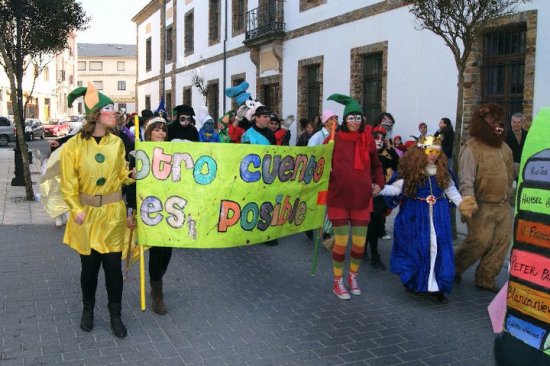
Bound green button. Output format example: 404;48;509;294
96;177;106;186
95;153;105;163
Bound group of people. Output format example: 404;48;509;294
52;78;521;340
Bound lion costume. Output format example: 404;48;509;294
454;104;514;291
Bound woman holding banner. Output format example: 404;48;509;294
126;117;173;315
326;94;385;300
61;83;136;338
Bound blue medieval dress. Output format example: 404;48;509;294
380;168;462;294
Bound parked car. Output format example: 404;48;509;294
66;115;85;134
0;116;16;147
44;119;70;137
24;118;45;141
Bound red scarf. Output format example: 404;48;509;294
337;127;372;170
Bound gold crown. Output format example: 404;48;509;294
417;135;442;149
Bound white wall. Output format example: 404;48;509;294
137;0;550;138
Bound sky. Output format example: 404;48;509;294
77;0;151;44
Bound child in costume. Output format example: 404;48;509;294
326;94;385;300
217;111;233;143
377;136;462;303
364;126;399;271
61;83;136;337
126;117;173;315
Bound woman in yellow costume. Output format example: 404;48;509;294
61;83;135;338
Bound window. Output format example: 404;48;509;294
481;25;526;123
77;81;83;87
145;95;151;110
61;70;66;81
184;11;194;55
69;75;73;84
232;0;247;36
207;81;219;121
183;86;192;107
43;67;49;81
118;103;126;111
262;83;279;116
89;61;103;71
78;61;86;71
0;117;10;127
118;81;126;90
146;37;152;72
117;61;125;71
306;65;321;121
93;81;103;90
362;52;383;123
166;26;174;63
209;0;221;44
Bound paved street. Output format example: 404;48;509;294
0;143;507;366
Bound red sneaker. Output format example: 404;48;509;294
333;277;351;300
347;272;361;295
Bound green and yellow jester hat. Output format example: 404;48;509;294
218;111;235;128
327;93;363;118
67;82;114;116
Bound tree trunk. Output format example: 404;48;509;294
450;67;466;240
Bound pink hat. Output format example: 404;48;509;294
321;110;337;124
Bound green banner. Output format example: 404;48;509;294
134;142;333;248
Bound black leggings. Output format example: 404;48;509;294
80;250;123;307
149;247;173;281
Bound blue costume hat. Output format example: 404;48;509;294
225;81;251;106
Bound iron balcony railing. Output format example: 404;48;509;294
245;0;285;41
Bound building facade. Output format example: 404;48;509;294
76;43;137;114
132;0;550;141
0;33;78;120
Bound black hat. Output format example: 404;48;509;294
173;104;195;117
141;109;154;118
254;105;272;117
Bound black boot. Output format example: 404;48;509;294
108;302;127;338
370;254;387;271
150;280;167;315
80;298;94;332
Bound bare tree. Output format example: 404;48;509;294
409;0;531;169
0;0;88;200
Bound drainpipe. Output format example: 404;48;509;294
223;0;228;112
161;2;166;104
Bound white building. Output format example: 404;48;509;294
132;0;550;142
76;43;137;114
0;33;78;120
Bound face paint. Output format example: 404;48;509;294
100;104;115;113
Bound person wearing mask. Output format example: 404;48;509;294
365;126;399;271
454;104;514;293
326;94;385;300
376;136;463;304
167;105;199;142
61;83;136;338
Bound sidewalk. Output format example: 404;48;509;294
0;147;52;225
